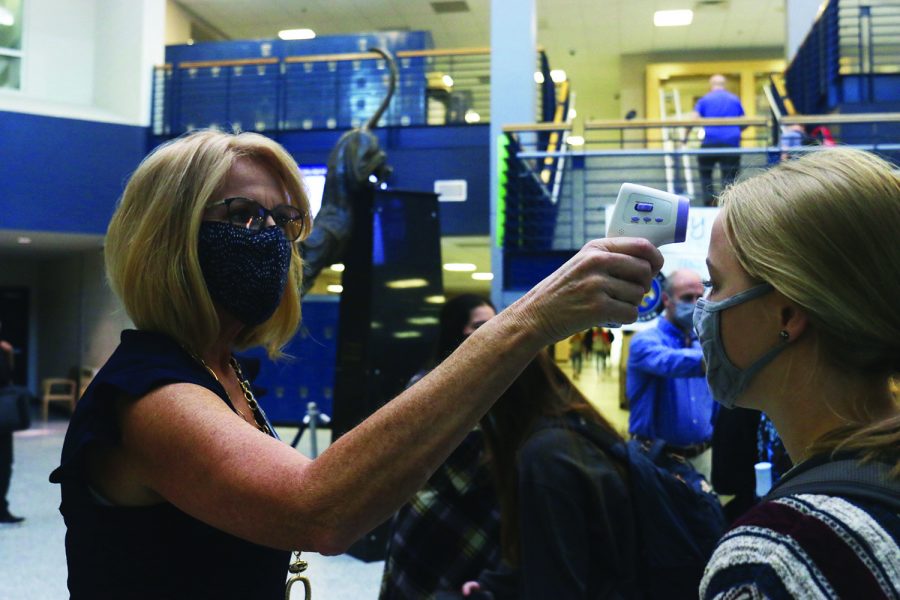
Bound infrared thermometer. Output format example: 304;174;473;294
605;183;689;247
601;183;689;328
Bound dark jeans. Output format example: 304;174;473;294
0;430;11;514
698;144;741;206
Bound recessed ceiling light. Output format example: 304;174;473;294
326;284;343;294
407;316;439;325
654;9;693;27
550;69;567;83
386;278;429;289
471;272;494;281
17;236;32;244
566;135;585;146
443;263;477;272
533;71;545;84
464;110;481;124
393;331;423;339
329;263;345;272
442;74;454;87
279;28;316;40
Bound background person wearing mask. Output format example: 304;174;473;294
692;74;746;206
697;148;899;598
48;129;663;598
380;294;500;599
626;269;715;479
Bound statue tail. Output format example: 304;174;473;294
365;48;398;130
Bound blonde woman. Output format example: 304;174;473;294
48;130;662;599
696;147;900;598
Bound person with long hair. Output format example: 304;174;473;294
697;147;900;598
463;352;637;599
380;294;501;599
48;129;662;598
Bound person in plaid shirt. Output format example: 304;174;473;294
380;295;501;599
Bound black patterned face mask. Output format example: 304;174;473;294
197;221;292;326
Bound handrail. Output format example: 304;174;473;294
170;47;493;70
284;47;491;64
782;112;900;125
585;117;769;129
177;57;280;69
502;123;572;133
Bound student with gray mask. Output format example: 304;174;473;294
626;269;715;478
698;147;899;599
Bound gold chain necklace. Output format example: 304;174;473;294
195;355;271;435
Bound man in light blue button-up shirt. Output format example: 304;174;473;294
626;269;716;478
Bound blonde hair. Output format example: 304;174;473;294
105;130;312;358
719;147;900;469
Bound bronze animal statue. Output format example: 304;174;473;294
299;47;398;296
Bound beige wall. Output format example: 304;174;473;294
619;48;783;121
165;0;192;46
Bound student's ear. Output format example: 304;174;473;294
779;300;809;343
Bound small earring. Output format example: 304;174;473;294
779;330;790;342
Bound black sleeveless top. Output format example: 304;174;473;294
49;330;290;599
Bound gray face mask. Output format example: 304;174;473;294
672;301;696;331
693;283;789;409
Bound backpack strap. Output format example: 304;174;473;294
764;458;900;512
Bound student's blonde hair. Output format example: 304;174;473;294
105;129;312;358
719;147;900;470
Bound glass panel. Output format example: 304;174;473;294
0;0;23;50
0;54;20;89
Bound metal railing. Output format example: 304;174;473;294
151;47;553;136
501;114;900;253
786;0;900;113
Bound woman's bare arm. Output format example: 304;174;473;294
114;238;661;552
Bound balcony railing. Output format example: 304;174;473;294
500;114;900;254
151;47;553;136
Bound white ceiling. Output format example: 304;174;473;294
177;0;786;58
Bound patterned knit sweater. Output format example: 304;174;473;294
701;486;900;598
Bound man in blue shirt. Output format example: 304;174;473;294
693;74;745;206
626;269;715;478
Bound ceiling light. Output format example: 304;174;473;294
0;8;14;27
386;278;429;289
533;71;545;84
326;284;343;294
442;74;454;87
567;135;585;146
407;316;439;325
471;272;494;281
16;236;31;244
330;263;345;272
464;110;481;124
393;331;423;339
279;28;316;40
568;108;577;119
550;69;567;83
443;263;477;272
654;9;693;27
425;295;446;304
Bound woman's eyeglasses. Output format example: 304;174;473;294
205;197;306;241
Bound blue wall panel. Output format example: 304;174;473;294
0;111;147;234
238;297;339;424
278;124;490;236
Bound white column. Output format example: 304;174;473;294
489;0;537;309
785;0;826;63
93;0;166;124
